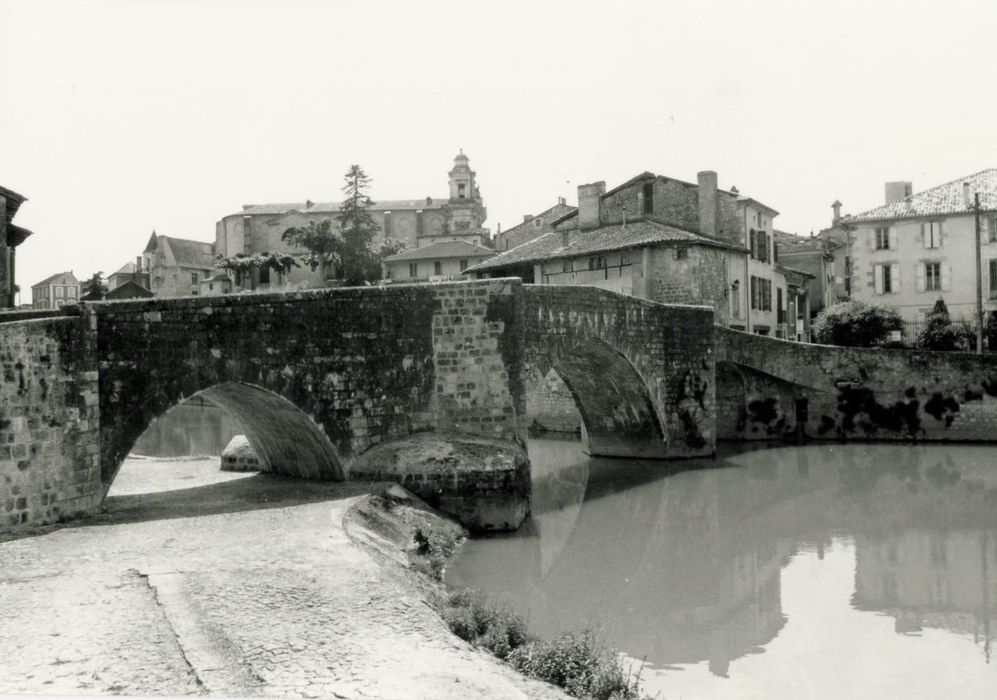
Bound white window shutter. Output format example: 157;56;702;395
874;264;884;294
942;263;952;291
889;228;899;251
922;223;929;248
916;263;926;292
891;263;901;292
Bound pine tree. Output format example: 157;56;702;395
336;165;381;285
80;272;107;301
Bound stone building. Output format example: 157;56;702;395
843;169;997;323
381;240;495;282
107;258;151;292
142;231;217;297
31;271;79;309
495;198;575;252
214;152;491;290
0;185;34;309
773;230;836;318
470;170;798;337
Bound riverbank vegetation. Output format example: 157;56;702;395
437;587;648;700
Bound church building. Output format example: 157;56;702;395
214;152;490;289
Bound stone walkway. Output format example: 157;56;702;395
0;460;565;699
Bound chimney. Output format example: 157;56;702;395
884;181;913;205
135;256;142;273
523;214;534;223
963;182;972;208
558;196;566;206
305;199;314;209
697;171;718;237
831;200;842;224
577;181;606;230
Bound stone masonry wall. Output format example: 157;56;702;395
527;369;581;434
717;327;997;442
523;285;715;457
0;316;99;531
94;279;526;488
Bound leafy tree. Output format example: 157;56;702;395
915;298;973;351
215;252;299;290
811;300;903;347
280;219;343;278
336;164;381;285
80;272;107;301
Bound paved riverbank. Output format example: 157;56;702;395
0;457;564;699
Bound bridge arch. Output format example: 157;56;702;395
529;337;668;459
102;382;344;494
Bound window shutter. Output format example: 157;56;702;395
749;230;756;259
938;221;945;247
989;218;997;243
990;259;997;293
921;223;929;248
942;263;951;291
874;265;884;294
889;228;899;251
916;263;926;292
891;263;901;292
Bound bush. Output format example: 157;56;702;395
915;299;973;351
811;300;903;347
440;588;528;660
508;630;645;700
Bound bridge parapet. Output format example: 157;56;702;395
716;326;997;441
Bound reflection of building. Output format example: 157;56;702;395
381;240;494;282
214;152;490;290
854;529;997;656
31;271;79;309
0;185;34;309
471;171;811;337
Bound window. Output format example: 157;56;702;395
642;182;654;215
750;229;769;262
588;256;606;270
534;218;543;229
922;221;943;248
458;183;466;199
68;287;77;299
875;227;891;250
192;272;199;285
990;218;997;243
562;260;573;273
925;262;941;291
989;259;997;298
259;266;270;285
874;263;899;294
749;276;772;311
434;261;443;276
675;247;688;260
408;263;418;278
459;259;468;271
777;288;785;323
55;286;64;298
209;283;214;291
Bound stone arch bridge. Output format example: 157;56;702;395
0;280;715;531
4;278;997;533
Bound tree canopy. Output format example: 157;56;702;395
335;164;381;285
80;272;107;301
811;300;903;347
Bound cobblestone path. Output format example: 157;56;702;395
0;462;564;699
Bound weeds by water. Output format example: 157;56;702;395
438;588;648;700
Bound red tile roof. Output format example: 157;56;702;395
847;168;997;223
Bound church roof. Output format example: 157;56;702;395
235;198;451;218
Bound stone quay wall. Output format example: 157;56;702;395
717;326;997;442
0;316;100;529
527;370;581;434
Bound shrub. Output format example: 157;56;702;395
811;300;903;347
440;588;528;660
508;630;645;700
915;299;973;351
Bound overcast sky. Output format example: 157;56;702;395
3;0;997;296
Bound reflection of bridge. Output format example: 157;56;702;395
5;276;997;533
449;441;997;676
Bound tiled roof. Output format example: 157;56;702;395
847;168;997;223
383;240;495;262
501;202;577;237
467;219;745;273
163;237;216;267
773;230;824;253
32;271;78;288
111;261;137;276
235;198;451;218
105;280;154;299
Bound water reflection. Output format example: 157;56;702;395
448;439;997;696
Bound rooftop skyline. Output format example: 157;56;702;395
3;0;997;292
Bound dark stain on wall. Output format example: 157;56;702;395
836;385;921;436
924;392;960;427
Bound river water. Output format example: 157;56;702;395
447;438;997;699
